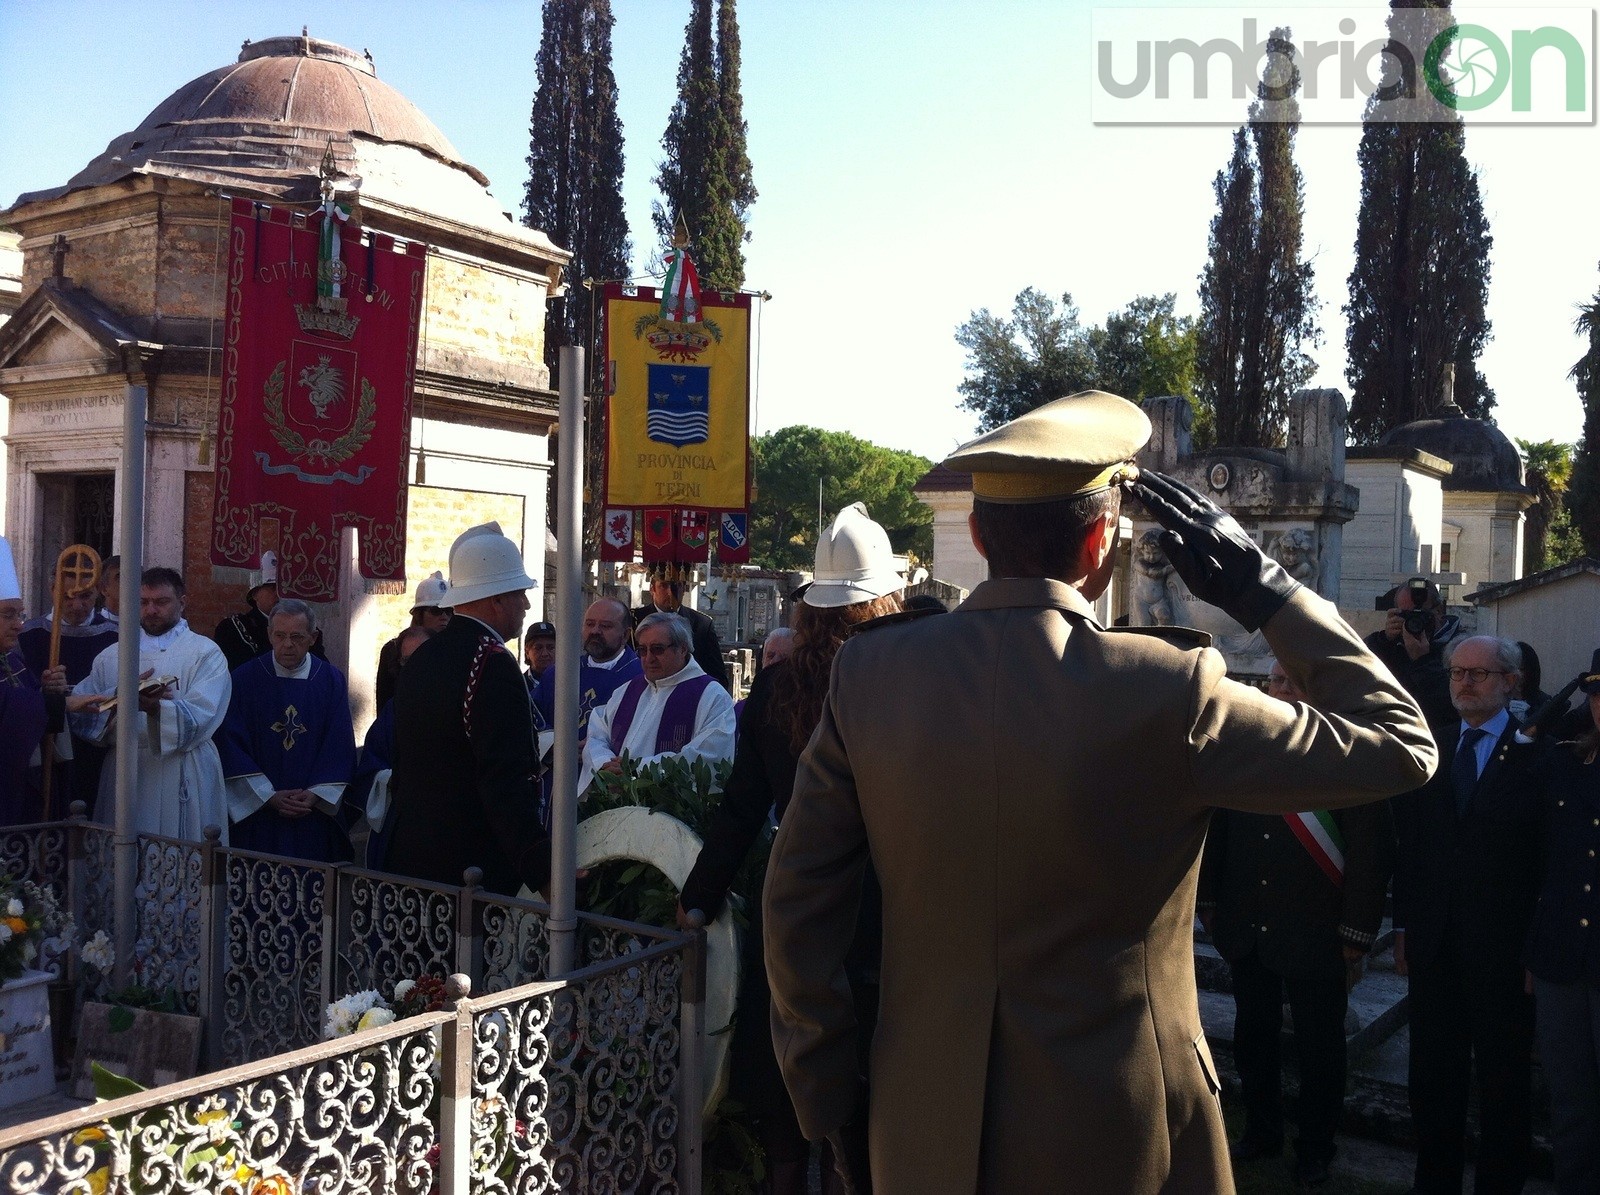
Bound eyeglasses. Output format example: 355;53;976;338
638;642;683;658
1447;667;1510;683
0;609;25;623
270;632;313;645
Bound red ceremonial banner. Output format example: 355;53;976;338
716;509;751;565
210;197;426;600
600;508;635;563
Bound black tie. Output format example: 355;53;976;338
1452;727;1488;816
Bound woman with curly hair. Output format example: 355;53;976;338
678;504;916;1194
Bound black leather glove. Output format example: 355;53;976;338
824;1087;872;1195
1128;470;1302;632
1527;677;1582;738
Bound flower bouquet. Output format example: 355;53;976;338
323;974;449;1040
0;873;73;981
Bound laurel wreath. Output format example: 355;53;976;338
262;360;377;467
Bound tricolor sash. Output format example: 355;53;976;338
1283;810;1346;887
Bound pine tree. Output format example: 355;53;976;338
652;0;752;291
1344;0;1494;443
1195;28;1318;449
524;0;631;382
1568;273;1600;557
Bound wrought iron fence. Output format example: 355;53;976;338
466;940;686;1194
0;1009;448;1195
1;815;706;1190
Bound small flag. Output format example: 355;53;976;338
600;508;635;562
679;509;710;561
717;510;750;565
643;508;675;557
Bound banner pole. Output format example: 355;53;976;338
113;347;155;989
548;345;585;979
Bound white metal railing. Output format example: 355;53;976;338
0;812;705;1193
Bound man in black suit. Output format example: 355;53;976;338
1393;635;1544;1194
1200;660;1395;1187
633;566;728;689
386;523;550;897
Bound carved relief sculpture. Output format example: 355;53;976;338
1132;529;1176;626
1267;528;1320;590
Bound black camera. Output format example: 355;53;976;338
1401;609;1434;638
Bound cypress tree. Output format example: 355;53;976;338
524;0;631;382
1195;28;1317;449
1568;273;1600;557
715;0;757;236
1344;0;1494;443
653;0;752;291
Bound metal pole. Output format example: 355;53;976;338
113;370;148;989
548;345;585;978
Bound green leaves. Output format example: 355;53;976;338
91;1060;147;1100
955;290;1199;436
750;425;933;572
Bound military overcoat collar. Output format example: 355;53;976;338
956;577;1102;627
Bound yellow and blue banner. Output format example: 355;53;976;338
602;282;751;515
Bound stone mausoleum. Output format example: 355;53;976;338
0;33;569;729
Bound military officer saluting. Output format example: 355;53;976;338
761;391;1438;1194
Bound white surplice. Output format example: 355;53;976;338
579;658;736;797
71;620;233;844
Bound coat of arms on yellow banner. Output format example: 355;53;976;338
603;283;751;510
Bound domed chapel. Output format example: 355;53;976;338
0;34;569;728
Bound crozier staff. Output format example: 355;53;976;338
762;390;1438;1194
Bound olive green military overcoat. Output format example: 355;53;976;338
763;579;1436;1194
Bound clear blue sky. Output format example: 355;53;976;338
2;0;1596;464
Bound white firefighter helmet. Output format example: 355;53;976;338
247;550;279;598
804;503;904;609
439;522;537;608
411;570;448;611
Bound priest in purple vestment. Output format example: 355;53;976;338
580;611;735;797
219;598;355;862
1;535;67;826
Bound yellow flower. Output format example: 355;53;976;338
251;1175;296;1195
72;1127;108;1146
87;1167;109;1195
3;916;27;934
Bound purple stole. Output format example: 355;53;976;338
609;673;715;755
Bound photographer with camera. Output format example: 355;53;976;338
1367;577;1460;728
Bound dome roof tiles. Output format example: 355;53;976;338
13;34;498;209
1378;406;1528;494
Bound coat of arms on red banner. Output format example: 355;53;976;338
600;508;635;562
210;197;426;600
643;508;675;553
678;509;710;560
717;510;751;565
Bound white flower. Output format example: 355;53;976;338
0;924;12;944
81;930;115;973
5;898;22;917
357;1007;397;1031
323;989;389;1039
392;980;415;1001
